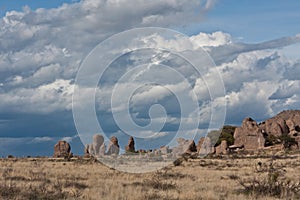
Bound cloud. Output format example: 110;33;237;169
31;136;53;143
61;135;79;143
269;80;300;100
0;79;74;113
209;34;300;65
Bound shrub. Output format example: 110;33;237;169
211;125;236;147
238;161;300;198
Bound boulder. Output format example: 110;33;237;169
234;117;265;150
262;117;289;137
84;144;90;157
125;136;135;153
215;140;228;154
172;138;197;156
198;137;215;155
99;143;106;156
53;140;71;158
107;136;120;155
88;144;94;155
268;110;300;135
93;134;104;155
197;137;205;153
160;146;170;154
187;140;197;154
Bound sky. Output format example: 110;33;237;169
0;0;299;157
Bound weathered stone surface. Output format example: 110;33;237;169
93;134;104;155
262;117;289;137
215;140;228;154
107;136;120;155
295;137;300;149
172;138;197;156
187;140;197;154
270;110;300;133
197;137;205;153
160;146;170;154
283;111;300;137
198;137;214;155
99;143;106;156
84;144;90;157
125;136;135;153
234;117;265;150
53;140;71;158
88;144;94;155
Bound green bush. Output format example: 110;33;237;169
213;125;236;147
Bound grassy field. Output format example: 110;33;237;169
0;153;299;200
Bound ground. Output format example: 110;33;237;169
0;153;299;200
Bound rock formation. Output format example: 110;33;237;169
160;146;170;154
197;137;215;155
99;143;106;156
186;140;197;154
107;136;120;155
172;138;197;156
260;117;289;137
260;110;300;149
125;136;135;153
93;134;104;155
84;144;90;157
215;140;228;154
233;117;265;150
53;140;71;158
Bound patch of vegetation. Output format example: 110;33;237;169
0;166;87;199
207;125;236;147
265;134;297;148
280;134;298;149
143;174;178;191
238;161;300;199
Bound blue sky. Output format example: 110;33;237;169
0;0;79;16
0;0;299;157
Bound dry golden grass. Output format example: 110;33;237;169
0;154;299;200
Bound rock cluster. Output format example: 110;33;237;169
85;134;120;157
232;110;300;151
86;134;105;156
53;140;72;158
80;110;300;159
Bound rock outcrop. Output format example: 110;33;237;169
125;136;135;153
233;118;265;150
197;137;215;155
173;138;197;156
107;136;120;155
260;110;300;149
93;134;104;155
160;146;170;154
53;140;72;158
215;140;228;154
99;143;106;156
260;117;289;137
85;134;105;157
187;140;197;153
84;144;90;157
